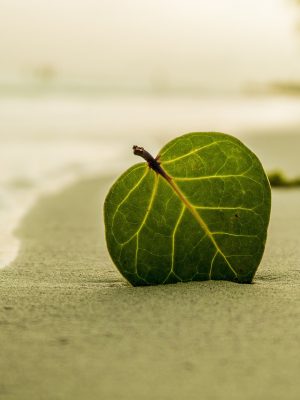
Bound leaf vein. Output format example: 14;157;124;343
135;173;159;271
173;174;259;183
209;251;218;279
111;166;148;228
163;204;185;283
161;140;229;165
212;232;259;238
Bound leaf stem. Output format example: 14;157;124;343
133;145;171;181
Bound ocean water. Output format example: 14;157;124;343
1;94;300;268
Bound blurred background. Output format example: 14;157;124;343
1;0;300;267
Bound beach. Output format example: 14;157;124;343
0;167;299;399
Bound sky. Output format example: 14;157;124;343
1;0;300;93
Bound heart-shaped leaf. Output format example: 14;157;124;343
104;132;271;285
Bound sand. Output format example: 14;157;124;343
0;176;299;400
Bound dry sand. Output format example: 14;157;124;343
0;176;299;400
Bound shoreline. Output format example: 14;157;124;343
1;94;300;271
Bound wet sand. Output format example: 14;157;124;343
0;175;299;400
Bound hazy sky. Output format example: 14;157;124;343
1;0;300;92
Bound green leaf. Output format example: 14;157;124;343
104;132;271;286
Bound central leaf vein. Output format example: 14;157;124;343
161;173;238;278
